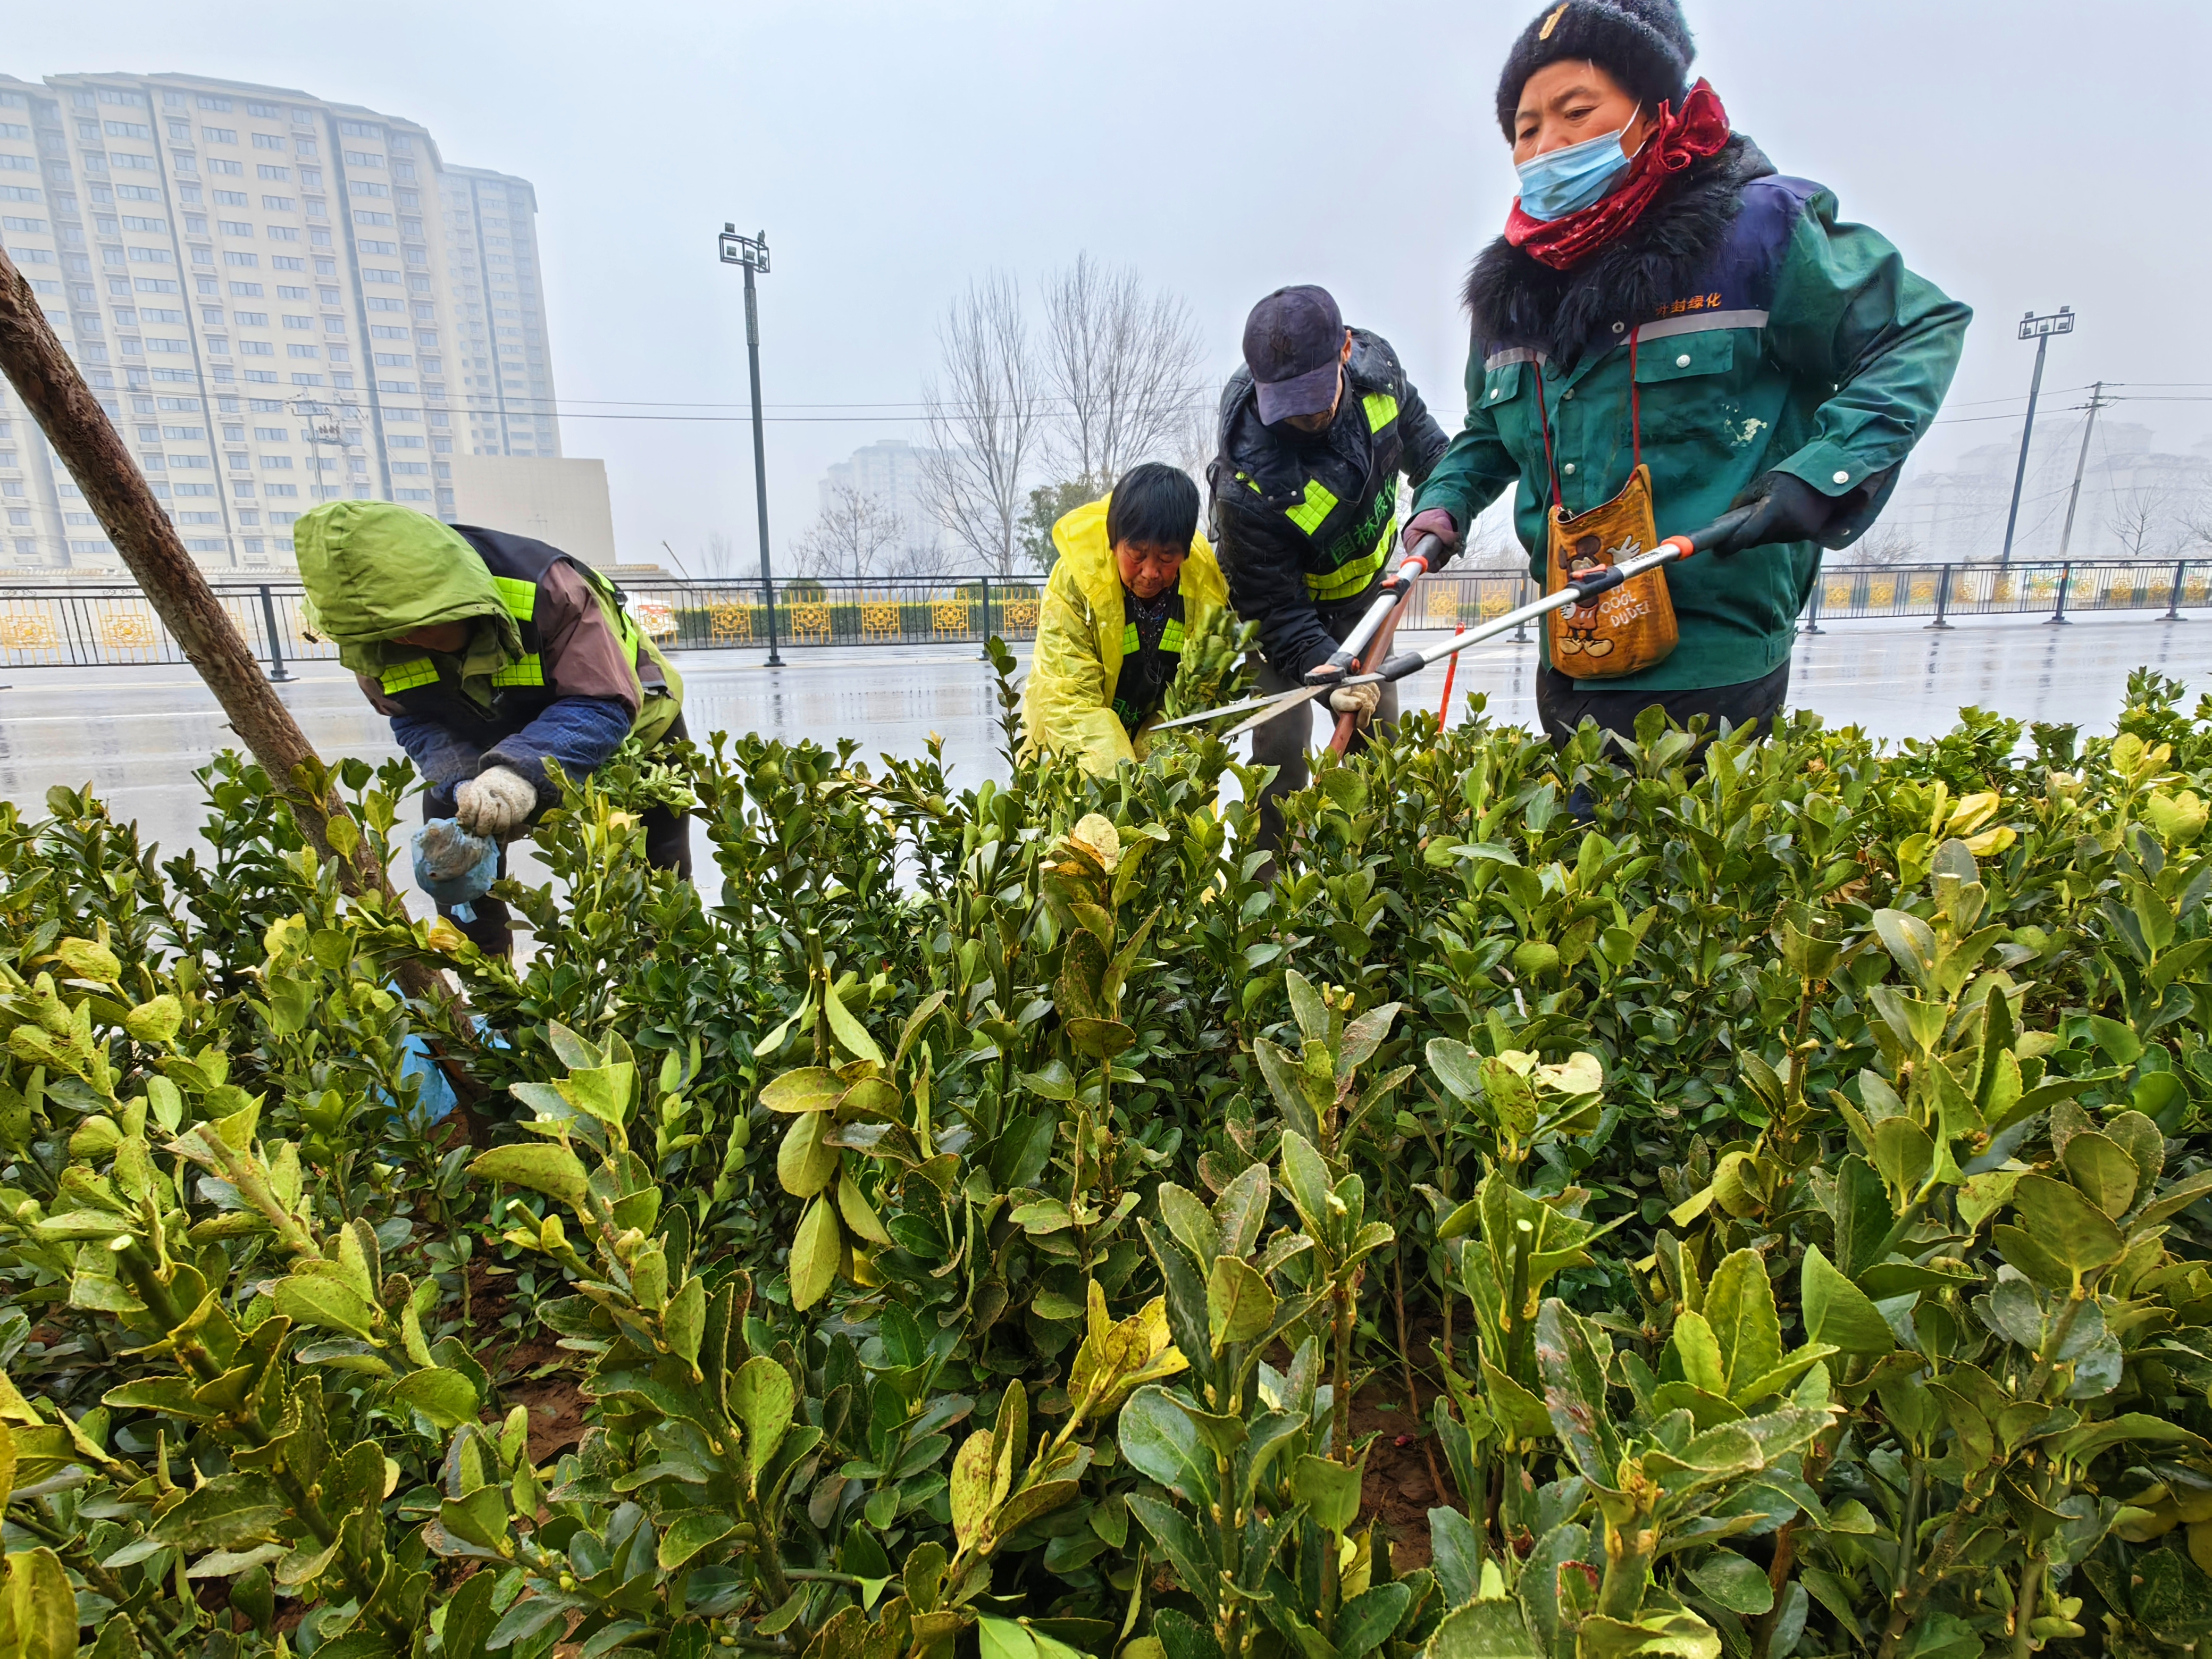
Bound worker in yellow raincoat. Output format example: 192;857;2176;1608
1021;463;1228;775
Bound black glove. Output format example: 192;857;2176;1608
1712;472;1833;558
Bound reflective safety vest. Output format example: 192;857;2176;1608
375;526;683;752
1237;389;1403;603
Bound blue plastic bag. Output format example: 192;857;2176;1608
412;818;499;923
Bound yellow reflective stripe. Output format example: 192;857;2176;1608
1284;479;1339;535
379;656;438;693
1161;618;1186;652
1304;517;1395;602
1120;621;1139;655
1362;391;1398;432
491;575;536;621
1240;472;1262;494
492;653;545;687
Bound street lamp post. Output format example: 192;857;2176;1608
719;224;781;666
1999;306;2074;568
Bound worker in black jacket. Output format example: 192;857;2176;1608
1208;284;1451;852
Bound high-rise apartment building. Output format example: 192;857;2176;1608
0;70;563;573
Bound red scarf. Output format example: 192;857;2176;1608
1505;80;1731;271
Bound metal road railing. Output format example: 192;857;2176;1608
0;558;2204;672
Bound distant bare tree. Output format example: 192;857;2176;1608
791;484;908;582
703;530;739;580
2180;502;2212;557
1852;521;1921;567
1038;254;1209;489
918;273;1042;578
887;536;961;583
2109;487;2173;560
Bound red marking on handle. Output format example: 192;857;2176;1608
1660;534;1695;560
1437;624;1467;727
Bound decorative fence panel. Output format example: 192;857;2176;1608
0;559;2201;671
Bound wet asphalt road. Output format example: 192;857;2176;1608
1;611;2203;914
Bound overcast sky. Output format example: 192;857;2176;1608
14;0;2210;573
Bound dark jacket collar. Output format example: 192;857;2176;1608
1463;135;1775;371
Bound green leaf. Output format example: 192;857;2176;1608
664;1274;707;1375
950;1430;996;1554
0;1547;78;1659
1801;1246;1897;1355
1334;1584;1412;1659
759;1068;845;1113
390;1367;479;1429
1278;1130;1334;1238
1536;1300;1621;1490
468;1143;591;1213
150;1473;287;1551
1206;1256;1276;1353
1293;1453;1362;1533
274;1275;382;1344
822;985;885;1068
2010;1174;2124;1278
2062;1130;2139;1218
776;1109;841;1197
1425;1597;1542;1658
1118;1386;1212;1504
1698;1256;1787;1406
977;1618;1037;1659
657;1511;738;1571
1686;1551;1773;1615
1576;1608;1721;1659
730;1355;795;1488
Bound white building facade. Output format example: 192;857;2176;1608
0;70;563;573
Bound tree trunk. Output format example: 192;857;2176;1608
0;247;470;1029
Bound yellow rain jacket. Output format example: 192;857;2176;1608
1021;495;1227;775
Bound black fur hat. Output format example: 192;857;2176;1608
1495;0;1696;138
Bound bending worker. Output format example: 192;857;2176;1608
1208;284;1449;851
1022;462;1227;775
1403;0;1968;748
296;500;689;957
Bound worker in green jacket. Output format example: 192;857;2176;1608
1404;0;1970;747
297;500;688;957
1021;463;1228;776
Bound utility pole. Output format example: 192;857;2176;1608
290;392;346;506
2000;306;2074;567
2057;380;2109;562
719;225;781;666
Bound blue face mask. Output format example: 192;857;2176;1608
1514;118;1639;221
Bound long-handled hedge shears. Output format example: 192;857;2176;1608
1152;506;1757;741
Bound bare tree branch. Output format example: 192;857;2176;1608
791;483;910;582
917;272;1041;579
2109;486;2173;560
1038;254;1208;489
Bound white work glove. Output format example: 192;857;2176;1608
454;765;541;837
1329;681;1381;718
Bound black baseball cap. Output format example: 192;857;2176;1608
1243;285;1346;425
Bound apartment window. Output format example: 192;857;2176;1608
0;122;28;140
338;120;380;137
126;247;173;264
395;488;432;501
0;186;43;203
294;138;317;157
233;309;267;324
120;215;164;231
389;433;425;448
253;426;287;440
217;220;251;236
3;214;49;232
267;226;299;242
354;215;393;230
240;343;274;358
367;296;403;312
287;344;317;358
370;324;407;339
134;276;180;292
391;461;429;475
171;154;197;174
104;121;152;139
323;316;345;332
275;284;307;299
348;180;389;198
228;280;262;296
260;454;292;468
342;150;383;168
363;267;399;285
374;353;412;367
393;163;417;183
140;306;184;322
252;133;284;150
248;101;281;118
224;252;256;267
197;96;233;112
208;158;242;177
271;255;304;269
280;313;310;330
202;127;236;144
161;424;204;439
231;480;254;497
166;119;190;140
256;166;289;183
